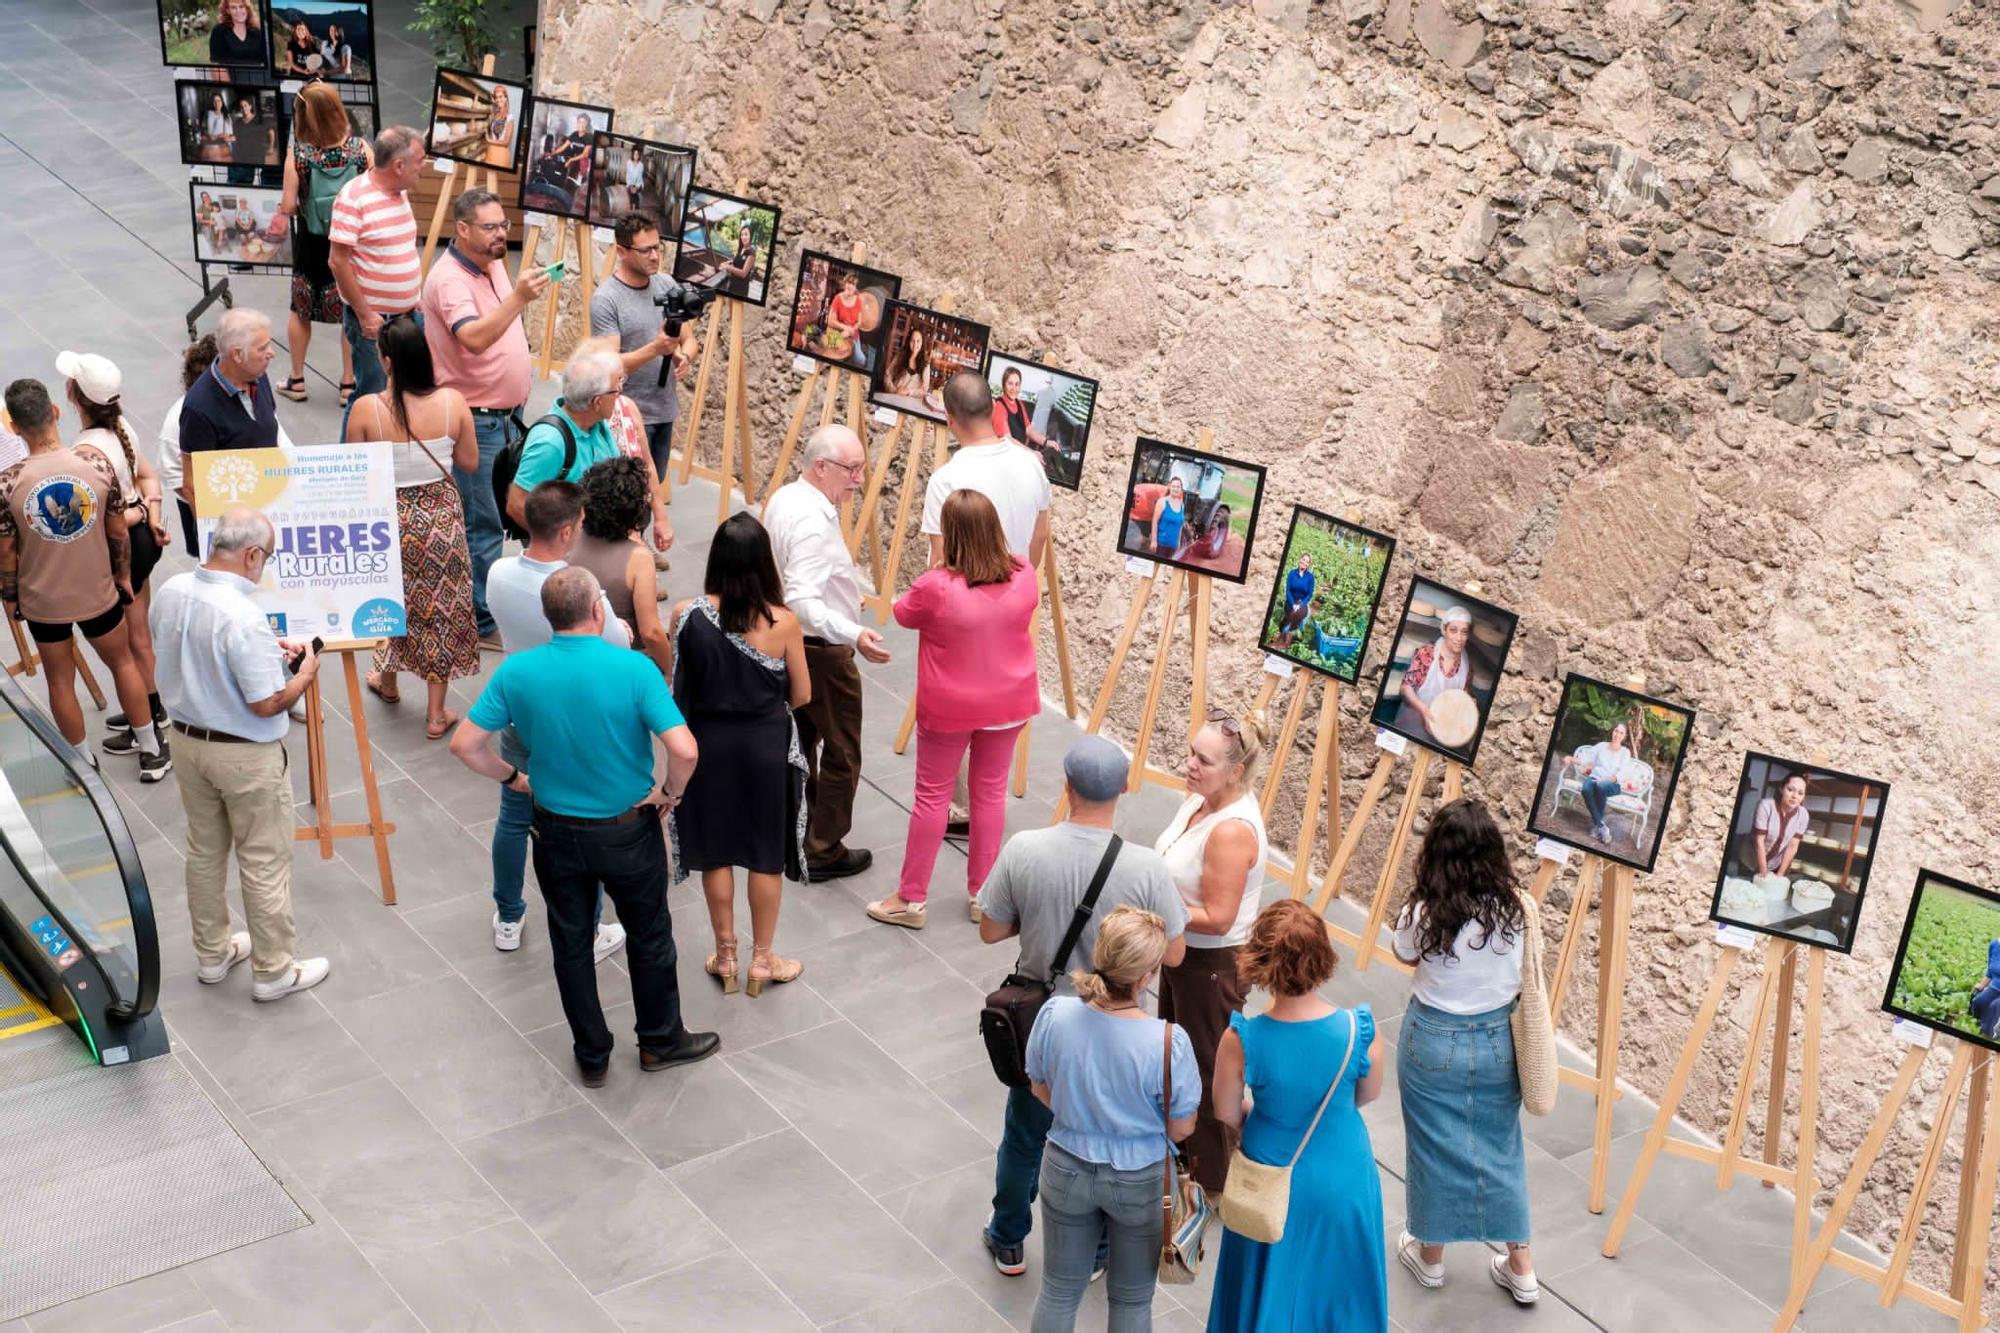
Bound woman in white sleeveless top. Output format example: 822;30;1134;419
1151;709;1269;1195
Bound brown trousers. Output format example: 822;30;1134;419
1159;943;1247;1195
796;641;864;864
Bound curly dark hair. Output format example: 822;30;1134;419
579;455;651;542
1399;798;1524;963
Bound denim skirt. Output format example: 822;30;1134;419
1397;997;1530;1244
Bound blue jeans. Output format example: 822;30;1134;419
339;306;423;439
456;411;517;637
644;419;674;481
1581;775;1621;830
990;1085;1053;1247
1031;1143;1164;1333
491;738;605;926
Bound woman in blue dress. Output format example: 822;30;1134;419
1150;477;1186;556
1208;900;1387;1332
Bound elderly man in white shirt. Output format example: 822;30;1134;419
150;506;329;1003
762;424;891;880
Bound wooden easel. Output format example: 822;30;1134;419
668;176;762;523
518;81;600;382
1603;748;1840;1275
1252;663;1342;898
294;642;398;905
1774;1038;1997;1331
422;56;512;274
6;620;106;710
1048;428;1230;824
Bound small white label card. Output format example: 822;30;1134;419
434;157;456;176
1890;1019;1935;1049
522;211;551;230
1124;556;1156;577
1262;655;1295;679
1374;729;1408;756
872;406;897;425
1713;923;1760;951
1534;838;1573;866
791;355;816;375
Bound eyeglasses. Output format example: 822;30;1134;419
817;457;866;479
624;243;662;256
466;220;509;234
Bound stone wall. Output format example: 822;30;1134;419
540;0;2000;1287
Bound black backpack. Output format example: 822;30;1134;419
979;835;1123;1088
492;414;575;541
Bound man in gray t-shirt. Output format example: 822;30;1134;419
973;736;1188;1275
587;210;694;482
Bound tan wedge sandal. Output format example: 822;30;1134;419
746;947;803;998
705;939;740;994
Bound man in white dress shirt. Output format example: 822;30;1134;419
763;424;891;879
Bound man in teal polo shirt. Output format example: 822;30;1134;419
449;565;715;1086
504;342;625;531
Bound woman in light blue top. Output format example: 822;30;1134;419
1026;905;1199;1333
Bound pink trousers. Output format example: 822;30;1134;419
898;722;1025;903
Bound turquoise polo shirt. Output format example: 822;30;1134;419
468;635;685;818
514;397;620;490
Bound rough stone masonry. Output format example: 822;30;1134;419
538;0;2000;1292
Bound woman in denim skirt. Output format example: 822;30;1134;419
1389;799;1539;1306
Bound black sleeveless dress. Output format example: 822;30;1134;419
669;601;808;882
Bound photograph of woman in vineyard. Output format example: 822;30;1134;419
1257;506;1395;683
1884;871;2000;1050
1707;754;1888;953
1527;673;1695;873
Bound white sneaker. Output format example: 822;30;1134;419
288;699;307;722
1490;1254;1538;1305
252;957;330;1002
493;913;525;952
196;931;252;984
592;922;626;964
1398;1230;1444;1289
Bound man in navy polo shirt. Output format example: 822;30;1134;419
448;564;716;1087
177;309;283;519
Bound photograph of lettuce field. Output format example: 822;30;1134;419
1884;871;2000;1051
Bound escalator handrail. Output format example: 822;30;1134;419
0;669;158;1022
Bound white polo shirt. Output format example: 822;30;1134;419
921;439;1051;558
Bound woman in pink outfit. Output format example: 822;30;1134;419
866;490;1040;929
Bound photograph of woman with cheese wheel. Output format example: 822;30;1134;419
1707;753;1888;953
1368;576;1516;767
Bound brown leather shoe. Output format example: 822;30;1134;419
578;1062;608;1089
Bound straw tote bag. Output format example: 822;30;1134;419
1512;890;1559;1116
1218;1009;1357;1244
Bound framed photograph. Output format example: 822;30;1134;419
674;187;781;306
159;0;267;69
1527;673;1695;872
1116;438;1267;585
343;95;377;144
1708;754;1889;953
986;353;1097;491
1257;507;1395;684
175;79;283;168
785;250;902;374
266;0;374;82
188;182;292;268
868;300;992;424
518;97;613;220
1883;869;2000;1054
1367;578;1517;766
586;132;696;234
427;67;528;174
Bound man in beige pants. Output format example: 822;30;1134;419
150;506;329;1002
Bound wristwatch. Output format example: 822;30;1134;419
502;765;521;788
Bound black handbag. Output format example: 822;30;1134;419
979;835;1123;1088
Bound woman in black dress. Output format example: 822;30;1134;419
670;514;812;997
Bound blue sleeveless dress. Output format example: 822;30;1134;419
1205;1006;1386;1333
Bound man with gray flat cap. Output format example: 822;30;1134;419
972;735;1189;1277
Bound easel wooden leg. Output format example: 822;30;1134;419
1287;683;1335;897
1763;941;1801;1187
870;423;930;625
1526;857;1560;905
1774;1046;1929;1329
765;365;822;506
733;340;756;505
1877;1044;1973;1303
1258;677;1310;821
1042;544;1076;720
1548;855;1603;1018
677;312;723;484
1441;760;1464;803
1010;602;1045;799
1353;749;1431;970
1952;1050;1992;1302
7;616;37;679
716;306;743;525
1791;947;1824;1291
1126;568;1187;793
533;223;568;380
1050;572;1158;824
1588;864;1631;1213
1603;943;1744;1255
1954;1055;1999;1331
302;674;333;858
1718;940;1788;1187
1312;752;1394;915
893;696;915;755
1184;576;1210;748
421;167;458;271
341;650;396;905
849;415;903;560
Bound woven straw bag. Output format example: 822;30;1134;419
1512;890;1559;1116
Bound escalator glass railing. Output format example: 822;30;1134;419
0;669;157;1023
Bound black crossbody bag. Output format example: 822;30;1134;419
979;835;1123;1088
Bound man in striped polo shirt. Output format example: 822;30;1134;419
328;125;427;437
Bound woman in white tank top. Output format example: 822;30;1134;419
1149;709;1270;1195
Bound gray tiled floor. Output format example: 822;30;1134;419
0;1;1967;1329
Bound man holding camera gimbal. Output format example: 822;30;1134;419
590;211;694;558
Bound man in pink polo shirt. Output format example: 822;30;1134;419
422;188;550;647
328;125;426;438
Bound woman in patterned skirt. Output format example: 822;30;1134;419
343;317;480;738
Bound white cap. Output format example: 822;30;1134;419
55;351;121;406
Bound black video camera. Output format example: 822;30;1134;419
653;281;716;385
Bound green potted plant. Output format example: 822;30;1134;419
411;0;497;70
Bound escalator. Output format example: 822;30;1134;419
0;668;165;1067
